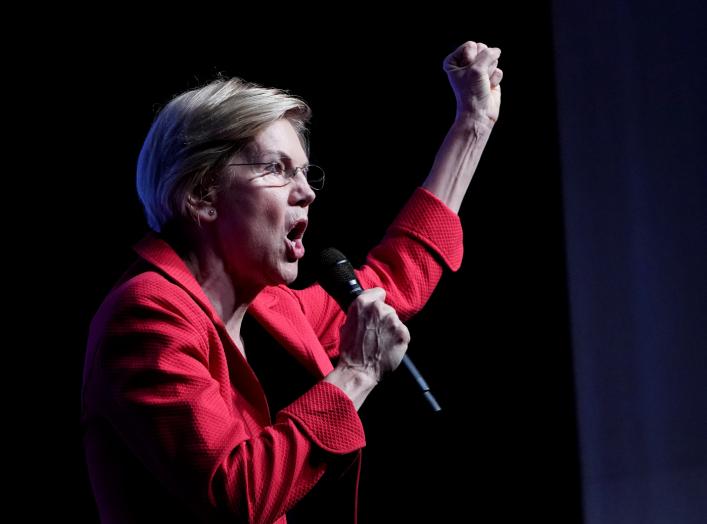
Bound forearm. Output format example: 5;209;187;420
422;118;494;214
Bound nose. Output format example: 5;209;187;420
290;168;316;206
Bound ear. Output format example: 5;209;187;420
187;194;218;223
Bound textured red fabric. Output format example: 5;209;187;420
82;187;462;523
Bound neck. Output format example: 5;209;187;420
168;228;262;342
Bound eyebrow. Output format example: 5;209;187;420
254;149;309;165
258;150;291;160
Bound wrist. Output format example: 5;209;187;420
324;364;378;411
453;112;495;134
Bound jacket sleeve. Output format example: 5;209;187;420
293;187;464;357
86;279;366;523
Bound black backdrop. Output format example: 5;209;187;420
52;5;581;522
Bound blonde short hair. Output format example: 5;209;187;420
136;78;311;232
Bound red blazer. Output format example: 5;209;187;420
82;188;463;523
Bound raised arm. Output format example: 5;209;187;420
422;41;503;213
294;41;502;361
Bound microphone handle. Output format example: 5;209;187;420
401;355;442;412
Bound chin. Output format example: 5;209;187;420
268;261;298;286
282;264;299;284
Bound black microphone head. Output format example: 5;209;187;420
319;247;355;279
318;247;363;310
319;247;347;267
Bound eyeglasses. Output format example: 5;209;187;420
227;161;325;190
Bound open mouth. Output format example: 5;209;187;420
286;218;308;261
287;219;307;242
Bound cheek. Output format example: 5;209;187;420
245;198;286;246
252;202;283;239
263;192;290;226
224;190;288;248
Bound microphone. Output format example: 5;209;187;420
318;248;442;412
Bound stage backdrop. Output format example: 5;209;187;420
553;1;707;522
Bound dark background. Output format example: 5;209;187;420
38;4;584;522
40;0;707;524
37;2;705;523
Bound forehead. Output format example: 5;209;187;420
245;119;308;163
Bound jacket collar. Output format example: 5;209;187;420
132;234;332;377
133;233;225;326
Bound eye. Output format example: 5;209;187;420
264;162;286;176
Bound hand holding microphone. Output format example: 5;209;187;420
319;248;442;412
337;287;410;383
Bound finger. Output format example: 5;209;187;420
357;287;386;304
490;67;504;88
476;42;488;53
396;322;411;345
378;309;408;342
369;300;399;326
487;59;499;78
461;41;478;67
443;41;477;71
454;40;477;54
475;47;501;72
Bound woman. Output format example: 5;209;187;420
82;41;502;523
